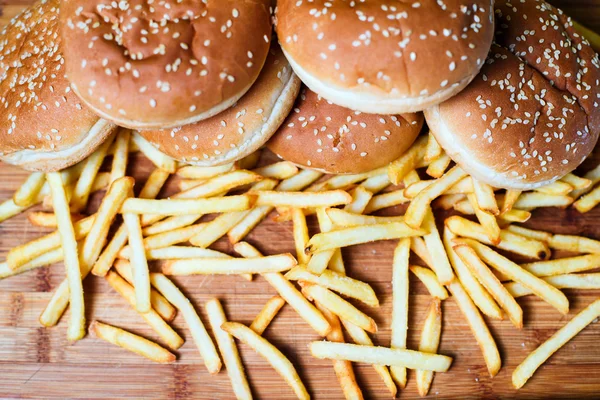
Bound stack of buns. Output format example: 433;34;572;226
1;0;599;190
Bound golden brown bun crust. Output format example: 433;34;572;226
426;0;600;190
139;43;301;166
61;0;273;129
267;87;424;174
0;0;116;172
275;0;494;113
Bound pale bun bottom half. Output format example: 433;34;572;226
425;105;557;190
0;119;117;172
283;48;475;114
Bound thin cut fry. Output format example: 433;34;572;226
549;234;600;253
472;179;499;215
250;296;286;335
513;192;573;210
254;161;298;180
344;187;373;214
363;189;409;214
505;225;552;242
46;172;85;341
535;180;573;196
223;322;309;400
573;185;600;213
119;246;228;261
424;132;442;162
359;173;390;193
447;280;501;377
252;190;352;208
28;211;84;228
238;150;262;170
139;169;172;199
467;194;501;244
410;266;449;300
91;321;175;363
434;193;466;210
411;237;432;267
306;208;336;275
110;129;131;182
416;298;442;397
328;250;346;275
570;164;600;199
132;131;177;173
292;208;310;265
150;273;222;374
121;195;253;215
327;208;405;227
425;153;451;178
206;299;252;400
501;190;522;215
422;208;454;284
176;163;235;179
505;273;600;297
321;166;388;191
560;173;591;190
0;246;64;279
163;254;297;275
142;222;207;250
142;215;201;236
390;238;410;388
388;136;427;185
512;299;600;389
14;172;46;207
123;213;151;313
521;254;600;277
173;170;262;200
71;136;114;211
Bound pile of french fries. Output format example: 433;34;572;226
1;127;600;398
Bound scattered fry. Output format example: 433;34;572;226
388;135;427;185
501;189;522;215
254;161;298;180
163;254;297;275
573;185;600;213
13;172;46;207
176;164;235;179
521;254;600;278
252;190;352;208
504;273;600;298
250;296;286;335
121;195;253;215
123;212;151;313
472;179;499;215
292;208;310;265
410;266;449;300
467;193;501;244
416;299;442;397
422;207;455;284
110;129;131;182
344;186;373;214
189;212;247;248
363;189;409;214
390;238;410;387
131;131;177;173
28;211;84;228
327;208;406;227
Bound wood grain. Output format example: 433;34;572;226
1;1;600;399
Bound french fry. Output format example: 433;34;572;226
306;208;336;275
422;208;455;284
142;215;201;236
13;172;46;207
343;187;373;215
189;212;247;248
0;197;41;224
472;179;499;215
424;132;442;162
501;189;522;215
411;237;432;266
103;271;184;350
340;320;397;397
570;164;600;199
410;266;449;300
250;296;286;335
227;206;272;244
445;216;550;260
521;254;600;277
425;153;451;178
416;299;442;397
390;238;410;387
113;260;177;322
121;195;253;215
223;322;309;400
572;19;600;52
434;193;466;210
28;211;84;228
142;222;207;250
91;321;176;363
46;172;85;341
404;177;473;199
549;234;600;253
120;246;229;261
453;198;531;223
560;173;592;191
467;194;501;244
276;169;324;192
573;185;600;213
252;190;352;208
403;170;421;186
163;254;297;275
206;299;252;400
138;169;171;199
512;299;600;389
176;163;235;179
70;136;114;211
254;161;298;180
359;173;390;193
92;225;129;277
388;135;427;185
465;240;569;314
328;249;346;275
292;208;310;265
110;129;130;182
285;266;379;307
123;213;151;313
321;166;389;191
0;246;64;279
306;222;426;254
447;280;501;377
150;273;222;374
513;192;573;210
173;170;262;200
310;342;452;372
505;225;553;242
442;228;503;320
405;166;467;228
237;150;262;170
363;189;409;214
234;242;331;336
176;179;208;192
535;181;573;196
313;301;364;400
505;273;600;297
453;242;523;329
326;208;405;228
131;131;177;173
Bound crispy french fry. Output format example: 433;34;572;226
131;132;177;173
139;169;171;200
27;211;84;228
176;179;207;192
390;238;410;387
276;170;324;192
472;180;499;215
327;208;405;228
521;254;600;277
447;280;501;377
570;164;600;199
0;246;64;279
91;321;175;363
363;189;410;214
123;213;151;313
163;254;297;275
142;215;201;236
549;234;600;253
291;208;310;265
505;273;600;297
173;170;262;200
328;249;346;275
410;266;449;300
306;222;426;254
359;173;390;193
416;298;442;397
150;273;221;374
46;172;85;341
535;180;573;196
189;212;247;248
454;243;523;329
306;208;336;275
405;166;467;228
206;299;252;400
422;208;455;285
467;194;501;244
176;163;235;179
113;260;177;322
560;173;592;191
121;195;253;215
237;150;262;170
505;225;553;242
110;129;131;182
465;240;569;314
411;237;432;266
120;246;229;261
301;283;377;333
0;196;42;224
250;296;286;335
344;187;373;214
285;266;378;307
92;225;128;277
252;190;352;208
223;322;309;400
513;192;573;210
254;161;298;180
227;206;272;244
142;222;207;250
425;132;442;162
453;198;531;223
512;299;600;389
13;172;46;207
573;185;600;213
234;242;331;337
103;271;183;350
70;136;114;211
425;153;451;178
434;193;466;210
310;342;452;372
501;189;522;215
404;177;473;199
388;136;427;185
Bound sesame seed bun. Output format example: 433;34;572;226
138;43;301;166
425;0;600;190
60;0;273;130
0;0;116;172
275;0;494;114
267;87;424;174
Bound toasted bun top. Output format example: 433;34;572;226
139;43;301;166
275;0;494;110
0;0;111;170
267;87;423;174
425;0;600;189
60;0;273;129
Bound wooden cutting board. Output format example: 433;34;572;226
1;1;600;399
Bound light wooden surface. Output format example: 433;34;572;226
1;1;600;399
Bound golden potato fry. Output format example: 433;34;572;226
292;208;310;265
254;161;299;180
390;238;410;387
409;266;449;300
27;211;85;228
344;186;373;214
363;189;410;214
163;254;297;275
326;208;405;228
472;179;499;215
388;136;427;185
250;296;286;335
422;208;455;285
416;299;442;397
573;185;600;213
121;195;253;215
500;189;522;215
123;212;151;313
110;129;131;183
424;132;442;162
131;132;177;173
535;181;573;196
189;212;247;248
13;172;46;207
521;254;600;277
176;163;235;179
425;153;451;178
467;194;501;244
560;173;591;191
